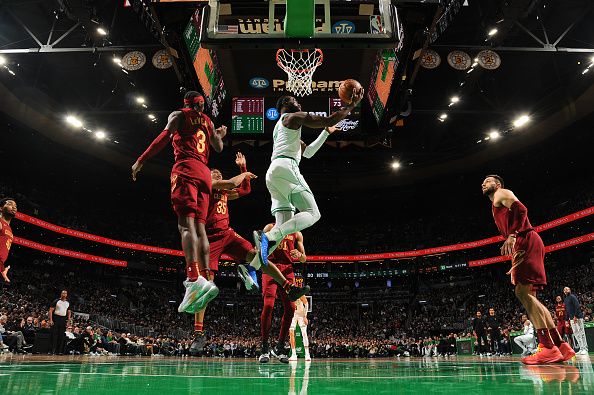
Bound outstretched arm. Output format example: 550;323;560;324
210;120;227;153
132;111;181;181
228;152;251;200
302;126;338;159
284;88;364;129
212;172;257;191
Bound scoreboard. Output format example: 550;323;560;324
232;97;265;134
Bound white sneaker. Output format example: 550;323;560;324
304;351;311;361
178;277;219;313
289;352;298;362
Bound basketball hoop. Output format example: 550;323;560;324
276;48;323;97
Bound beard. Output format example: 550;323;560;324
482;186;497;196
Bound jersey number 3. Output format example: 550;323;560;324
196;130;206;153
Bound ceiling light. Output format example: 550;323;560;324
582;68;590;75
488;28;498;36
476;139;482;144
590;55;594;63
65;115;83;128
136;97;145;104
113;57;122;64
439;113;448;120
95;131;106;140
488;130;500;139
8;69;15;76
97;27;108;36
467;68;474;74
0;56;5;65
148;114;156;120
450;96;460;103
484;136;490;141
513;114;531;128
391;161;401;170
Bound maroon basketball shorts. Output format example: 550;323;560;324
262;263;295;298
510;230;546;290
208;228;253;271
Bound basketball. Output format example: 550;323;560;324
338;79;362;104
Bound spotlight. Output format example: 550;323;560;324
113;57;122;64
0;56;5;65
148;114;156;120
488;28;498;36
391;161;401;170
97;27;108;36
488;130;500;140
583;68;590;75
439;113;448;120
136;97;145;104
95;131;106;140
65;115;83;128
513;114;531;128
450;96;460;103
591;55;594;63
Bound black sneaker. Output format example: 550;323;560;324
190;331;206;354
287;285;310;301
259;352;270;363
271;347;289;364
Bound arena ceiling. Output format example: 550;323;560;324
0;0;593;187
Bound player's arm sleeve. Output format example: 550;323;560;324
507;200;528;236
137;130;172;164
302;129;330;159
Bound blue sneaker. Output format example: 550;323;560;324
253;230;275;267
238;264;260;290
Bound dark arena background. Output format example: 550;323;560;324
0;0;593;394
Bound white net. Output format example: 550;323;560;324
276;49;324;97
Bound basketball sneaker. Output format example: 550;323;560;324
576;349;589;355
253;230;275;266
287;285;310;301
190;331;206;354
289;350;298;361
558;342;576;361
237;264;259;290
271;347;289;364
521;344;564;365
259;353;270;363
304;348;311;361
178;277;219;314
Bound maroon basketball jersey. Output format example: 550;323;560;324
555;303;567;320
270;233;297;265
492;203;534;237
206;189;229;234
0;218;14;264
172;108;212;166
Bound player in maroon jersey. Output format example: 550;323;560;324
555;295;573;347
0;198;16;283
482;175;575;364
132;91;227;314
190;153;309;352
259;223;306;364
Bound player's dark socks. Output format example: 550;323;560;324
549;328;564;347
287;285;310;301
261;341;269;354
536;329;555;348
282;280;291;292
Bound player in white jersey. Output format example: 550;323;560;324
514;314;536;357
252;91;364;266
289;295;310;361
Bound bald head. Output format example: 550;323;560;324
563;287;571;295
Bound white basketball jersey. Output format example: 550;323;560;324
295;299;307;317
271;113;302;163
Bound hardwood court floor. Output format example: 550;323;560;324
0;354;592;394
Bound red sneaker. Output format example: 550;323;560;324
521;344;564;365
558;342;576;362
